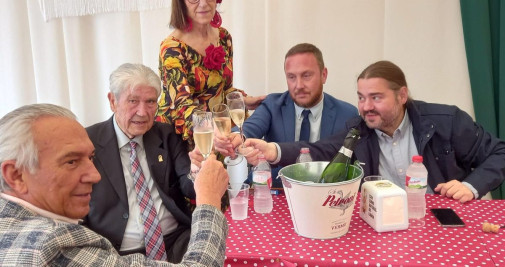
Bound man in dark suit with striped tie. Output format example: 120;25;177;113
84;63;195;263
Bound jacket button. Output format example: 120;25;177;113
123;213;129;219
426;134;430;138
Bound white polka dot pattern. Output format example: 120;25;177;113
224;193;504;266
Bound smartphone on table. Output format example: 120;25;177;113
430;208;465;227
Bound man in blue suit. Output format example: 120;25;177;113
216;43;357;188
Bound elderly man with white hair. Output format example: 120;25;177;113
0;103;229;266
84;63;199;262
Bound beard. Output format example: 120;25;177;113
361;104;404;133
293;83;324;108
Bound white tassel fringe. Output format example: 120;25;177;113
38;0;171;21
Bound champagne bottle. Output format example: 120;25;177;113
318;128;360;183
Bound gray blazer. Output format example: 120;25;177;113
0;197;227;266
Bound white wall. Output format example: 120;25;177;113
222;0;474;117
0;0;474;127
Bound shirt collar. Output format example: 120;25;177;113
375;110;410;139
0;193;80;224
113;115;144;149
294;94;324;120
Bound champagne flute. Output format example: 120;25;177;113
226;92;246;148
189;111;214;181
211;104;232;137
193;111;214;160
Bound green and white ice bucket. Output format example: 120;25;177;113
278;161;363;239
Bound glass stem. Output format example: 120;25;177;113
239;126;245;148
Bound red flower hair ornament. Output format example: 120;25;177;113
203;44;225;70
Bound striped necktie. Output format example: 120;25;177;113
129;141;167;260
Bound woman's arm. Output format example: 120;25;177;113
156;38;198;142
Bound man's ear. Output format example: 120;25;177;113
1;160;28;194
399;86;409;104
107;92;117;113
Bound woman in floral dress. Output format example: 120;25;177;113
156;0;265;148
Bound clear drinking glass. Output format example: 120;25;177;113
228;183;250;220
193;111;214;160
226;92;246;148
363;175;384;183
189;111;214;181
211;103;231;138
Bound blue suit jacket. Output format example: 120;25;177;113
239;91;357;142
238;91;358;187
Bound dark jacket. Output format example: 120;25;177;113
278;100;505;198
83;117;195;250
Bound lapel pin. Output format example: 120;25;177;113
158;155;163;162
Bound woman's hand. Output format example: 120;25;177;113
244;95;266;110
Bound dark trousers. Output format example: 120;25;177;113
118;224;191;263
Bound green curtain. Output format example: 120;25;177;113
460;0;505;199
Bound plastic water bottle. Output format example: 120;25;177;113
405;155;428;222
252;155;273;214
296;147;313;163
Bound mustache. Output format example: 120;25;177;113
363;111;380;116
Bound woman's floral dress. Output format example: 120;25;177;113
156;27;245;148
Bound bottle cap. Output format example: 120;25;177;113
412;155;423;163
300;147;310;153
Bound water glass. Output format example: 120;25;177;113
228;183;250;220
363;175;384;183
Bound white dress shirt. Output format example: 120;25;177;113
113;117;177;251
374;111;434;193
375;111;478;197
294;95;324;143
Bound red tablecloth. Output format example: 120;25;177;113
224;193;504;266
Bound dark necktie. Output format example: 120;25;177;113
299;109;311;142
129;141;167;260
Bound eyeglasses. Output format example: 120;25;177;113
187;0;218;4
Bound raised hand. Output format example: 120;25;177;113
189;146;205;169
244;95;267;110
242;138;278;165
194;154;229;209
214;132;242;158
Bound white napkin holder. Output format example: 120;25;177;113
360;180;409;232
224;155;248;198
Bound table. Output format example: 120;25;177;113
224;193;504;267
